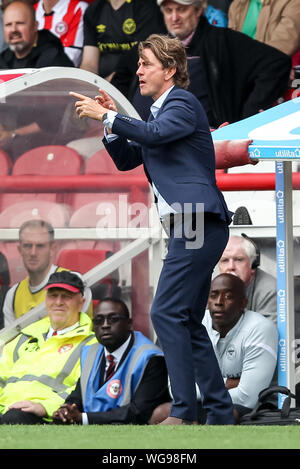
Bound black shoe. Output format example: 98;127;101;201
233;206;252;225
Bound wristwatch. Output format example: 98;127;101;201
11;131;17;139
101;113;108;123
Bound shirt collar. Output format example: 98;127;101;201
104;333;131;367
150;85;175;119
47;321;79;339
180;30;196;47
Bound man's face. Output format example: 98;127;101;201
46;288;84;330
4;2;38;57
93;300;132;352
137;47;175;101
208;275;247;334
161;1;202;40
218;239;255;286
18;227;54;276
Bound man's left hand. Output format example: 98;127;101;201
8;400;47;417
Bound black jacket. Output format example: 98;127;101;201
0;30;74;69
112;16;291;127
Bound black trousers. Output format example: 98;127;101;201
0;409;46;425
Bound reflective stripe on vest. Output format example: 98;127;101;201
80;342;162;405
121;344;161;406
13;333;33;363
80;343;102;402
6;334;94;399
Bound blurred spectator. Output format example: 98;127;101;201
0;0;74;68
53;298;169;425
228;0;300;57
80;0;166;80
2;219;92;329
150;273;278;424
206;0;231;26
0;271;94;424
218;234;277;323
0;0;75;160
209;0;232;12
111;0;291;126
0;2;8;52
0;252;10;329
34;0;88;66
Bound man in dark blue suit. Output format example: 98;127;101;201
70;34;234;425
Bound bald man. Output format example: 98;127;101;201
203;273;278;421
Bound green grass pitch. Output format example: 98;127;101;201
1;425;300;450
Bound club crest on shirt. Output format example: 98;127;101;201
107;379;123;398
123;18;136;35
55;21;68;35
226;344;236;360
58;344;74;354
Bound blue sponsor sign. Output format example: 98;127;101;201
276;162;288;407
212;98;300;160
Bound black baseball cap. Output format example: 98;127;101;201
45;271;84;295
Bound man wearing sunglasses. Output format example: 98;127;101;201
53;297;170;425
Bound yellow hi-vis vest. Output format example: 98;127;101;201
0;312;95;419
13;267;93;318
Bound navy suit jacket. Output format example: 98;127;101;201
103;86;232;224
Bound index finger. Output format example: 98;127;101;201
69;91;87;100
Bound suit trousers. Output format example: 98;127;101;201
150;213;234;424
0;408;46;424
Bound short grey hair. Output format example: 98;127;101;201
240;236;257;268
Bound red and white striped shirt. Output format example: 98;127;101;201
35;0;88;66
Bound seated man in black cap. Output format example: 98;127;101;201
53;297;170;425
0;271;94;425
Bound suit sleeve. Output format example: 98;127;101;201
111;94;198;147
65;377;84;411
84;356;170;425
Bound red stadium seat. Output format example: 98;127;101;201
12;145;84;175
57;248;109;273
69;198;148;229
0;145;85;211
69;200;121;228
0;200;70;228
85;149;145;175
56;249;120;299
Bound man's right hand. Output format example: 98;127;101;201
53;403;82;424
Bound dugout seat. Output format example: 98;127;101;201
12;145;84;175
0;200;70;228
1;146;84;210
85;148;145;176
56;249;121;300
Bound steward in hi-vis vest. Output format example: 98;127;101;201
53;298;170;425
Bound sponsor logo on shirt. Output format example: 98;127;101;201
97;24;106;33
